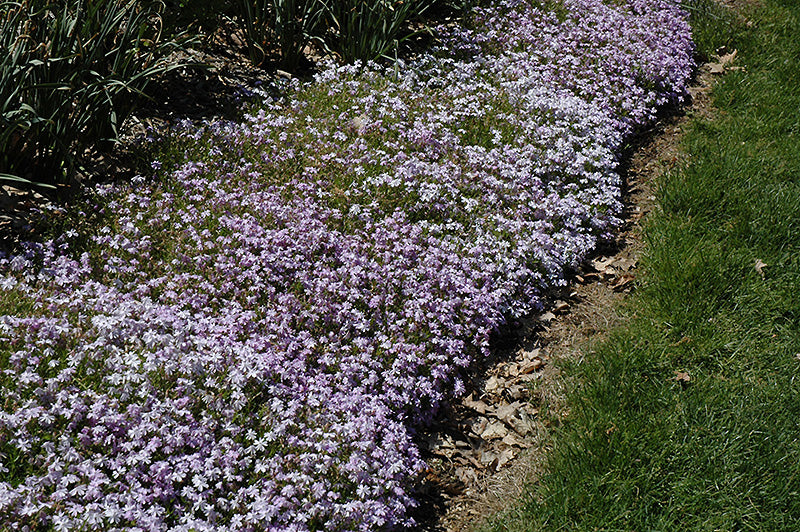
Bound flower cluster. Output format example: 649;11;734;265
0;0;693;529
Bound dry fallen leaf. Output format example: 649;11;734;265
463;394;489;415
497;448;515;469
504;384;528;401
466;417;489;437
454;438;472;449
494;402;522;423
508;418;533;436
484;375;502;395
674;371;691;385
455;466;478;486
592;256;616;271
520;348;541;362
755;259;767;280
612;273;636;292
519;359;543;375
707;50;737;76
431;445;456;459
539;311;556;323
718;49;738;65
481;421;509;440
455;449;484;470
502;362;520;378
479;449;499;470
578;272;602;283
427;433;455;451
502;432;528;447
515;372;541;384
616;257;638;271
708;62;725;75
507;410;536;436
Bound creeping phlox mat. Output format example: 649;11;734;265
0;0;692;529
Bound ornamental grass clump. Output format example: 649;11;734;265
0;0;693;528
0;0;190;192
239;0;328;70
322;0;433;63
238;0;434;69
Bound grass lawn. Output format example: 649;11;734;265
484;0;800;529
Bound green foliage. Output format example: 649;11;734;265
0;0;192;193
322;0;433;63
681;0;745;61
436;0;479;14
239;0;327;70
484;1;800;530
237;0;436;70
160;0;238;40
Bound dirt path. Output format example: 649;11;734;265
417;59;724;531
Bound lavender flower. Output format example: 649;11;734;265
0;0;693;528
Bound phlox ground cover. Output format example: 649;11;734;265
0;0;693;529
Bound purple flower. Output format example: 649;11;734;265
0;0;693;528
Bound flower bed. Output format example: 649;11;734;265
0;0;693;529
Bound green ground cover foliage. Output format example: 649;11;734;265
485;0;800;530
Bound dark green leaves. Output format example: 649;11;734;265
0;0;193;193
